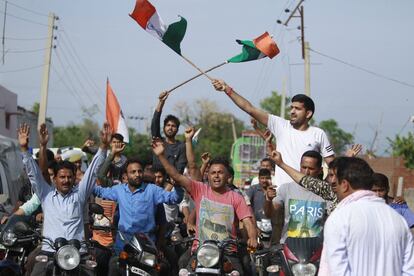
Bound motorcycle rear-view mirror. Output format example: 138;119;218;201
13;221;31;235
89;203;104;215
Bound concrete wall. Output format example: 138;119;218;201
0;86;18;139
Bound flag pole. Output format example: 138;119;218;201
167;61;228;93
180;55;214;81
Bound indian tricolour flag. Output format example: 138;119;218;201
130;0;187;55
227;32;280;63
106;79;129;143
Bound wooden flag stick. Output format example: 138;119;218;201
180;55;214;81
167;61;227;93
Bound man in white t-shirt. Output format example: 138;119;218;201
212;79;335;186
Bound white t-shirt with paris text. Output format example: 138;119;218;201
267;115;334;186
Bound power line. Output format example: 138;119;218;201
0;0;48;17
0;9;49;27
58;29;104;105
0;63;44;73
8;47;50;53
309;48;414;89
51;65;89;112
5;36;48;41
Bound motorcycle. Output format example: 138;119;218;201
178;238;245;276
89;203;164;276
0;215;41;275
266;237;323;276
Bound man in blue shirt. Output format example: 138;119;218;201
93;157;184;276
371;172;414;229
19;122;109;276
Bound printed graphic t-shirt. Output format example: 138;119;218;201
274;182;327;243
188;180;252;250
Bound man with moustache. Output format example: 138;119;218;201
93;157;184;276
151;91;187;173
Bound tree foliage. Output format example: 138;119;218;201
174;99;245;160
259;91;290;118
318;119;354;154
388;132;414;169
53;118;100;148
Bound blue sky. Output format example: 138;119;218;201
1;0;413;155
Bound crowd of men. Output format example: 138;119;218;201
6;78;414;275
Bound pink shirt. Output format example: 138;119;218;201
189;180;252;251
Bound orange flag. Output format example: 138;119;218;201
106;79;129;143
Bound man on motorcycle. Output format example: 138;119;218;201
18;122;109;276
93;156;184;276
152;138;258;276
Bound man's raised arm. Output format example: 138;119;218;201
184;127;202;181
19;123;51;199
151;91;168;138
212;79;269;126
152;138;192;193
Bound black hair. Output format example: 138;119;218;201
372;173;390;192
261;158;275;168
35;149;55;162
163;114;180;129
47;160;57;170
330;157;374;190
152;166;166;176
124;157;144;172
111;133;124;142
228;166;235;177
291;94;315;118
259;168;271;177
209;157;230;173
301;150;323;168
53;160;76;176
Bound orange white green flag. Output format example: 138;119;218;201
227;32;280;63
106;79;129;143
130;0;187;55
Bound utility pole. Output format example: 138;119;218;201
304;41;310;96
231;117;237;142
38;12;56;129
2;1;7;64
278;0;311;96
281;77;286;118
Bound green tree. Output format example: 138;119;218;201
32;102;40;115
53;118;100;148
318;119;354;154
259;91;290;118
174;99;245;160
388;132;414;169
123;128;152;162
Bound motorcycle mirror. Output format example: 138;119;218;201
89;203;105;215
119;232;126;242
13;221;31;234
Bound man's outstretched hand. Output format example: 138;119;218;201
100;122;112;149
212;79;227;92
38;123;49;147
158;91;169;102
151;138;165;156
111;141;126;156
18;123;30;152
184;126;195;141
345;144;363;157
269;150;284;166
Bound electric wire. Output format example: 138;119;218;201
0;63;44;73
309;48;414;89
0;0;49;17
0;9;49;27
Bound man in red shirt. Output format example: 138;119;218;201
152;139;257;275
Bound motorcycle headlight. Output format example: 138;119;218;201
2;231;17;246
197;243;219;268
292;263;317;276
56;245;80;270
140;251;156;267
